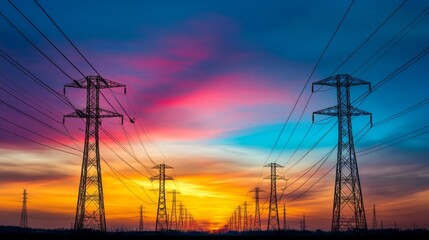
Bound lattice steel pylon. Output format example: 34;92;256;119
264;163;284;231
250;187;264;231
64;75;125;231
168;190;180;230
312;74;371;232
243;202;248;231
237;205;241;231
150;164;173;232
20;189;28;228
178;202;184;230
139;205;144;231
372;204;377;230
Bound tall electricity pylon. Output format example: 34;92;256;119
264;163;284;231
372;204;377;230
178;203;184;230
150;164;173;231
168;190;180;230
139;205;144;231
283;203;286;230
250;187;264;231
19;189;28;228
243;202;248;231
64;75;125;231
237;205;242;231
313;74;371;231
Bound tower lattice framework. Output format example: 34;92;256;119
64;75;125;231
150;164;173;232
20;189;28;228
168;190;180;230
264;163;284;231
313;74;371;231
250;187;264;231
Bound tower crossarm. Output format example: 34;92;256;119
312;74;371;89
313;106;372;124
150;175;174;181
64;75;126;90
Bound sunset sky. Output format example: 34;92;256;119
0;0;428;231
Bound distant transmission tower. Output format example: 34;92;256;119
372;204;377;230
168;190;180;230
19;189;28;228
64;75;125;231
250;187;264;231
283;203;286;230
243;202;248;231
313;74;371;231
237;205;242;231
178;203;184;230
150;164;173;231
264;163;284;231
139;205;144;231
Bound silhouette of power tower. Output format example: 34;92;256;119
150;164;173;231
283;203;286;230
139;205;144;231
313;74;371;231
372;204;377;230
243;202;248;231
264;163;284;231
20;189;28;228
64;75;125;231
237;205;242;231
250;187;264;231
178;202;184;230
168;190;180;230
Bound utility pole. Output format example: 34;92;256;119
372;204;377;230
168;190;180;231
250;187;264;231
64;75;125;231
19;189;28;228
264;163;284;231
313;74;371;231
139;205;144;231
150;164;173;231
243;202;248;231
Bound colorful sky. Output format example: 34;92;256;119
0;0;428;231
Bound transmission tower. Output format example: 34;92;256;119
19;189;28;228
372;204;377;230
184;208;188;231
150;164;173;231
313;74;371;231
178;203;184;230
168;190;180;230
264;163;284;231
233;209;237;231
237;205;242;231
283;203;286;230
139;205;144;231
250;187;264;231
64;75;125;231
243;202;248;231
249;214;253;231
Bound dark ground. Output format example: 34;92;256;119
1;226;428;239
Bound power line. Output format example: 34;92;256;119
0;126;80;156
330;0;408;75
257;0;355;187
